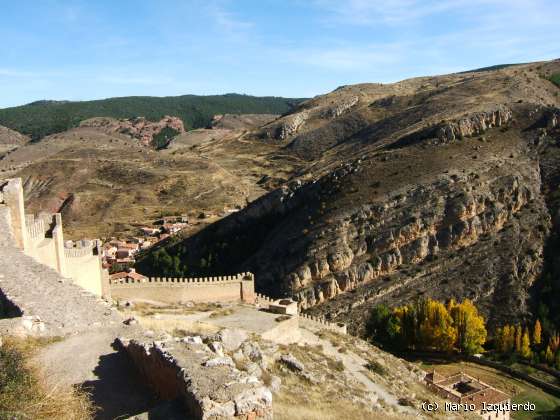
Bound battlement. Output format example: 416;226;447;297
110;271;256;304
0;178;108;298
298;313;347;334
110;272;255;286
25;215;47;240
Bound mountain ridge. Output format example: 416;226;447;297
0;93;306;140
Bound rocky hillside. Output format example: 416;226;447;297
211;114;279;130
0;125;29;145
0;113;302;239
137;59;560;332
79;116;185;148
0;125;29;165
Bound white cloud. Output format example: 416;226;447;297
0;68;38;78
312;0;559;27
204;0;254;40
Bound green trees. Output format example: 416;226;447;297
151;127;180;149
367;298;487;355
143;247;187;277
0;94;304;141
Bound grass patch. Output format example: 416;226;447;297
121;301;223;316
548;73;560;88
0;336;94;419
208;308;235;318
512;389;560;420
271;364;389;420
326;359;345;372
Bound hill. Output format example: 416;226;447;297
0;112;301;239
135;59;560;334
0;124;29;145
0;94;304;141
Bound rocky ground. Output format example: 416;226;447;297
117;301;457;419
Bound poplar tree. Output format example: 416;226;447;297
533;319;542;346
521;328;532;359
449;299;487;355
515;325;523;354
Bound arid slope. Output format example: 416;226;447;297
137;60;560;331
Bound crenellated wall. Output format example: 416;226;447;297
298;313;347;334
110;272;256;304
255;293;347;334
0;178;108;297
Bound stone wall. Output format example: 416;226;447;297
118;336;273;419
298;313;347;334
110;273;256;304
255;293;347;334
0;203;121;336
0;178;108;297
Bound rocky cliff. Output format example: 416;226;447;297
134;59;560;332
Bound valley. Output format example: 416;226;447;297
3;60;560;332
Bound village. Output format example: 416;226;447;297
98;215;189;283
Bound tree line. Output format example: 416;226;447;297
494;320;560;369
367;298;486;355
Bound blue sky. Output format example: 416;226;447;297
1;0;559;108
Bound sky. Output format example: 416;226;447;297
0;0;559;108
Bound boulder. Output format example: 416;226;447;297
279;353;305;372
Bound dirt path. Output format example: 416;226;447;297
35;326;158;420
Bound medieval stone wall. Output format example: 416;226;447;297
110;273;256;304
0;178;108;297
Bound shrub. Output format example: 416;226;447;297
365;360;387;376
549;73;560;88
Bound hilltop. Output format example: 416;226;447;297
0;93;305;141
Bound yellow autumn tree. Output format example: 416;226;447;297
449;299;487;355
515;325;523;354
520;328;532;359
533;319;542;346
501;325;515;353
417;299;457;352
545;345;554;365
550;334;560;354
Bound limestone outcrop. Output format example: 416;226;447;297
320;95;359;119
436;106;513;142
263;111;308;140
